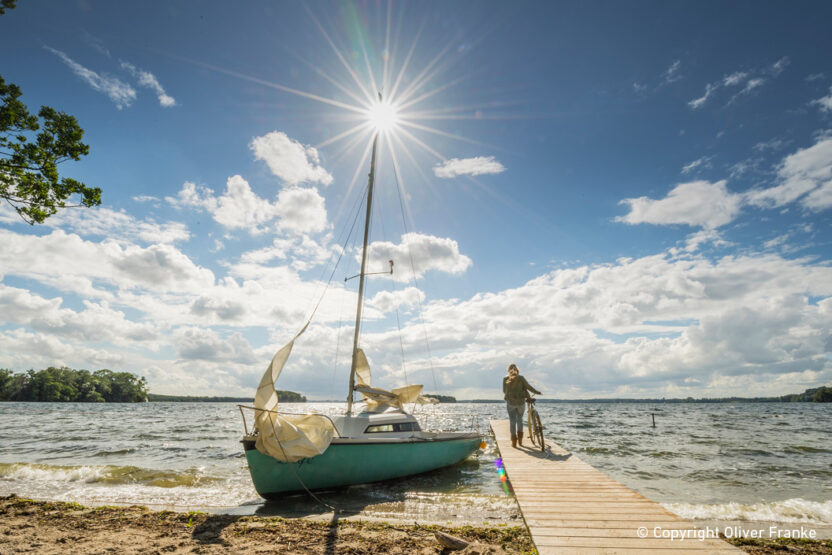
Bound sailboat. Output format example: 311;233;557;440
240;93;484;499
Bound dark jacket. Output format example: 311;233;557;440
503;375;541;405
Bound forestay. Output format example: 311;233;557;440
253;324;336;463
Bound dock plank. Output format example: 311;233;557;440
490;420;740;554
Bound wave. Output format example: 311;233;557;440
0;462;221;488
665;498;832;524
786;445;832;454
92;449;137;457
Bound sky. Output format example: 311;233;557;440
1;0;831;400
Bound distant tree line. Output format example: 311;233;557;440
465;386;832;404
0;367;148;402
148;392;306;403
423;394;457;403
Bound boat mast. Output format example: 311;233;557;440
347;92;382;415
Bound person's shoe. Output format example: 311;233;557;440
511;434;517;448
518;432;523;446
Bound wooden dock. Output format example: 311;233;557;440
490;420;741;554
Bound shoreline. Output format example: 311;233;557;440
2;496;831;554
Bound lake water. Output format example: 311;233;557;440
1;401;830;526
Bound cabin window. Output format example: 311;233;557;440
365;424;394;433
364;422;421;433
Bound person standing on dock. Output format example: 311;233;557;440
502;363;541;448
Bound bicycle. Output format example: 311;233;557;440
526;395;545;451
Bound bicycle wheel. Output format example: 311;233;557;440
533;410;545;451
526;405;535;445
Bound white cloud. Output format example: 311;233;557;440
662;60;681;84
802;181;832;211
0;284;158;344
167;181;216;210
250;131;333;186
813;87;832;112
0;222;354;337
688;58;787;110
190;296;246;322
47;206;189;244
239;235;335;271
240;238;294;264
746;136;832;208
764;233;790;250
753;138;788;152
368;287;425;314
120;61;176;107
274;187;329;234
728;157;764;179
0;328;126;370
433;156;506;178
688;83;718;109
726;77;766;106
2;216;830;398
210;175;280;232
637;59;684;94
361;252;832;398
681;156;712;175
617;180;742;229
723;71;748;86
677;229;731;253
625;136;832;231
45;47;136;109
167;178;329;235
768;56;790;76
742;77;765;93
364;233;472;281
0;229;214;294
174;327;256;364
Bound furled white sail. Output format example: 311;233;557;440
253;324;336;463
353;348;439;412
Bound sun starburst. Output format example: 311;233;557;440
175;1;522;222
366;98;400;133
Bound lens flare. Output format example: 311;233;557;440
494;458;510;494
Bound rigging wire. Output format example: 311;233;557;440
329;310;344;402
394;306;409;386
391;162;439;393
374;167;411;390
302;183;369;328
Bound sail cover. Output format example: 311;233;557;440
253;324;336;463
353;348;439;412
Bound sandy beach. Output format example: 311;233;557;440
2;495;831;554
0;495;533;554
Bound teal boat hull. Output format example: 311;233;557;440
243;435;482;498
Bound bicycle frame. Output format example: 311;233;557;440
525;395;546;451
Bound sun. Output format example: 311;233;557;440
366;98;399;133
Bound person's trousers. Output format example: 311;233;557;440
507;403;525;437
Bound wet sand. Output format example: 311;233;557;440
2;495;830;554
